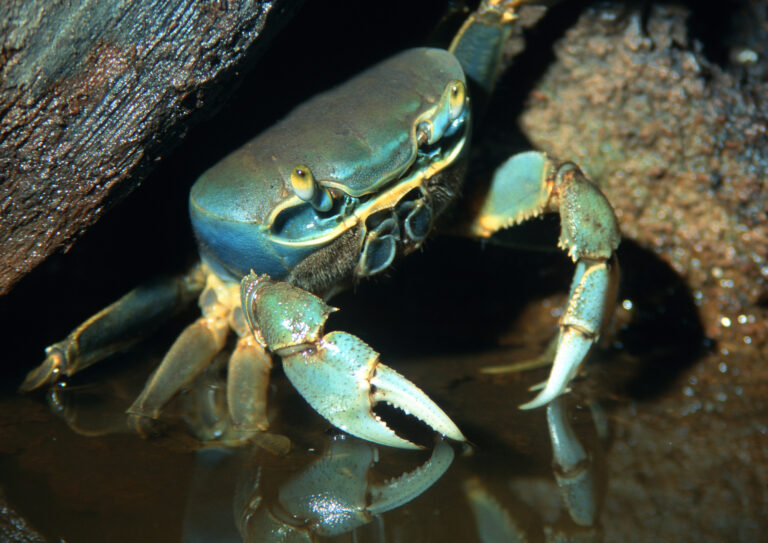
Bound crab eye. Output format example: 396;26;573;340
291;165;315;201
416;79;468;147
447;79;466;120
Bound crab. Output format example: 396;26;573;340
22;1;620;449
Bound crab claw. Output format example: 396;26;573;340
241;274;465;449
281;331;465;449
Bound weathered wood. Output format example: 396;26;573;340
0;0;297;295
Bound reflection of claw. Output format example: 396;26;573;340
546;396;600;527
277;436;454;537
464;399;605;538
242;274;465;449
237;437;454;541
370;439;454;513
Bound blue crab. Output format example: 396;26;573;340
22;1;620;449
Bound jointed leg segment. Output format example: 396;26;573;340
21;265;206;392
467;151;620;408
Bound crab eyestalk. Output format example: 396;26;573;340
290;164;333;212
240;273;465;449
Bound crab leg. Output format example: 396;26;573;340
449;0;525;96
240;273;465;449
21;264;205;391
126;307;229;435
226;334;272;432
126;275;231;435
468;151;620;409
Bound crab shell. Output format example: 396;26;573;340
189;47;469;295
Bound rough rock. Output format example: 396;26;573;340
0;0;297;295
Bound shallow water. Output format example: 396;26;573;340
3;1;767;539
0;334;604;543
2;238;765;542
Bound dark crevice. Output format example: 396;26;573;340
605;239;706;401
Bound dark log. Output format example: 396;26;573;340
0;0;299;295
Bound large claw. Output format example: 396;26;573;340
241;273;465;449
282;331;465;449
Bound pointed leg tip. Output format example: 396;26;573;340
519;390;559;410
19;372;45;392
20;355;62;391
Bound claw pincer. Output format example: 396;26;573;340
241;273;465;449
